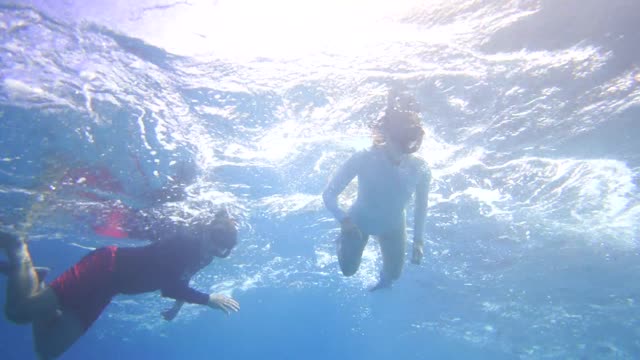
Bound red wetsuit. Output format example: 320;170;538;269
49;231;212;331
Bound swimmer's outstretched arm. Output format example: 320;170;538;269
412;167;431;265
322;152;362;222
162;280;240;315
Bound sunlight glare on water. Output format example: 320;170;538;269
131;0;431;59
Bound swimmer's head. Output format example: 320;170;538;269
373;108;425;154
204;208;238;258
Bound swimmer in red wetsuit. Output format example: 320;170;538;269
0;209;239;360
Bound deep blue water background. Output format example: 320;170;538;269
1;0;640;359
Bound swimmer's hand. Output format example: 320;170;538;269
411;241;423;265
208;293;240;314
340;217;362;239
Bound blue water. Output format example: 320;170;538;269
1;0;639;359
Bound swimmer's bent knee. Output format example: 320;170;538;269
339;260;360;277
389;268;402;281
385;264;403;281
5;301;31;324
340;266;358;277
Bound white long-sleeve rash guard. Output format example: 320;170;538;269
322;146;431;239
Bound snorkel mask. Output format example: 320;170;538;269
382;111;425;154
207;208;238;258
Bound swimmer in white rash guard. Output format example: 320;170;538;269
322;93;431;291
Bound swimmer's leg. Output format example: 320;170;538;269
1;231;84;358
0;231;58;323
32;308;85;360
337;230;369;277
0;260;50;284
370;227;406;291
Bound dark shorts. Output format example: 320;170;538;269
49;246;118;331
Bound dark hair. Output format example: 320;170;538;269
371;108;422;146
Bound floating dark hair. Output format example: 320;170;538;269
371;108;422;146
